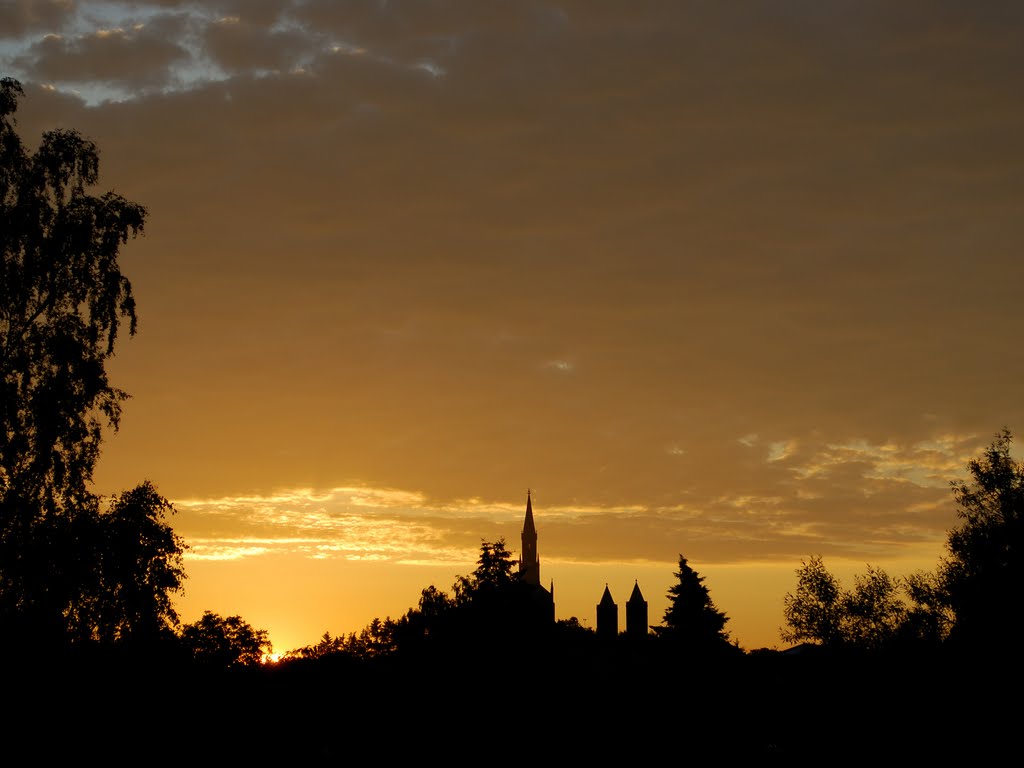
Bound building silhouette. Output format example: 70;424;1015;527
519;490;555;624
596;581;649;639
597;585;618;638
626;580;649;638
519;491;648;636
520;489;541;586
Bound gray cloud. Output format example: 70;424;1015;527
199;16;316;75
0;0;75;40
16;25;189;88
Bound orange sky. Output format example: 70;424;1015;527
4;1;1024;653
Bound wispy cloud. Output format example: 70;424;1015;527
0;0;464;104
788;434;980;487
169;433;967;568
544;359;574;372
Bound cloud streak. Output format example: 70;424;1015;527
172;430;976;567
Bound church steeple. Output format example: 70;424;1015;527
519;489;540;586
513;489;554;625
626;579;649;638
597;584;619;638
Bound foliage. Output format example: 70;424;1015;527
781;555;844;647
656;554;731;649
902;569;954;644
286;617;405;661
347;616;399;656
452;538;519;605
70;481;186;644
782;433;1024;652
842;566;907;649
0;77;151;643
782;557;939;651
557;616;589;631
417;584;454;619
0;77;146;520
179;611;272;667
286;630;348;660
939;428;1024;648
554;616;594;642
330;539;552;659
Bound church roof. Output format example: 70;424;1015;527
522;489;536;535
628;580;646;604
599;584;616;606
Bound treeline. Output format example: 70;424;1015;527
282;430;1024;668
780;428;1022;659
281;543;740;667
253;428;1024;760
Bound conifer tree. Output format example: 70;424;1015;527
657;554;731;649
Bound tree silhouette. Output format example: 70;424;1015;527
453;538;519;605
901;569;953;645
86;482;187;644
287;630;347;660
0;78;190;648
939;428;1024;651
656;554;731;650
0;77;145;520
179;611;271;668
781;555;844;647
843;566;907;649
782;557;907;651
366;538;558;660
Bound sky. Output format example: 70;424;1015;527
3;0;1024;654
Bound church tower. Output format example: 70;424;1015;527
517;489;555;624
519;489;540;586
597;584;619;639
626;580;649;638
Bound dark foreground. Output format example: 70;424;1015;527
3;642;1018;762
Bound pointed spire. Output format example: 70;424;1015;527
597;583;618;638
629;580;645;603
520;488;540;586
523;488;536;535
625;579;649;639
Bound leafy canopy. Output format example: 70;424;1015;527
780;431;1024;652
0;78;179;647
453;538;520;604
180;611;272;667
781;556;911;651
940;428;1024;647
1;77;146;521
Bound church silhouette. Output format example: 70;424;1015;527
517;489;556;625
517;490;649;636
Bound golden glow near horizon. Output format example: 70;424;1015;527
4;0;1024;654
164;448;959;653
